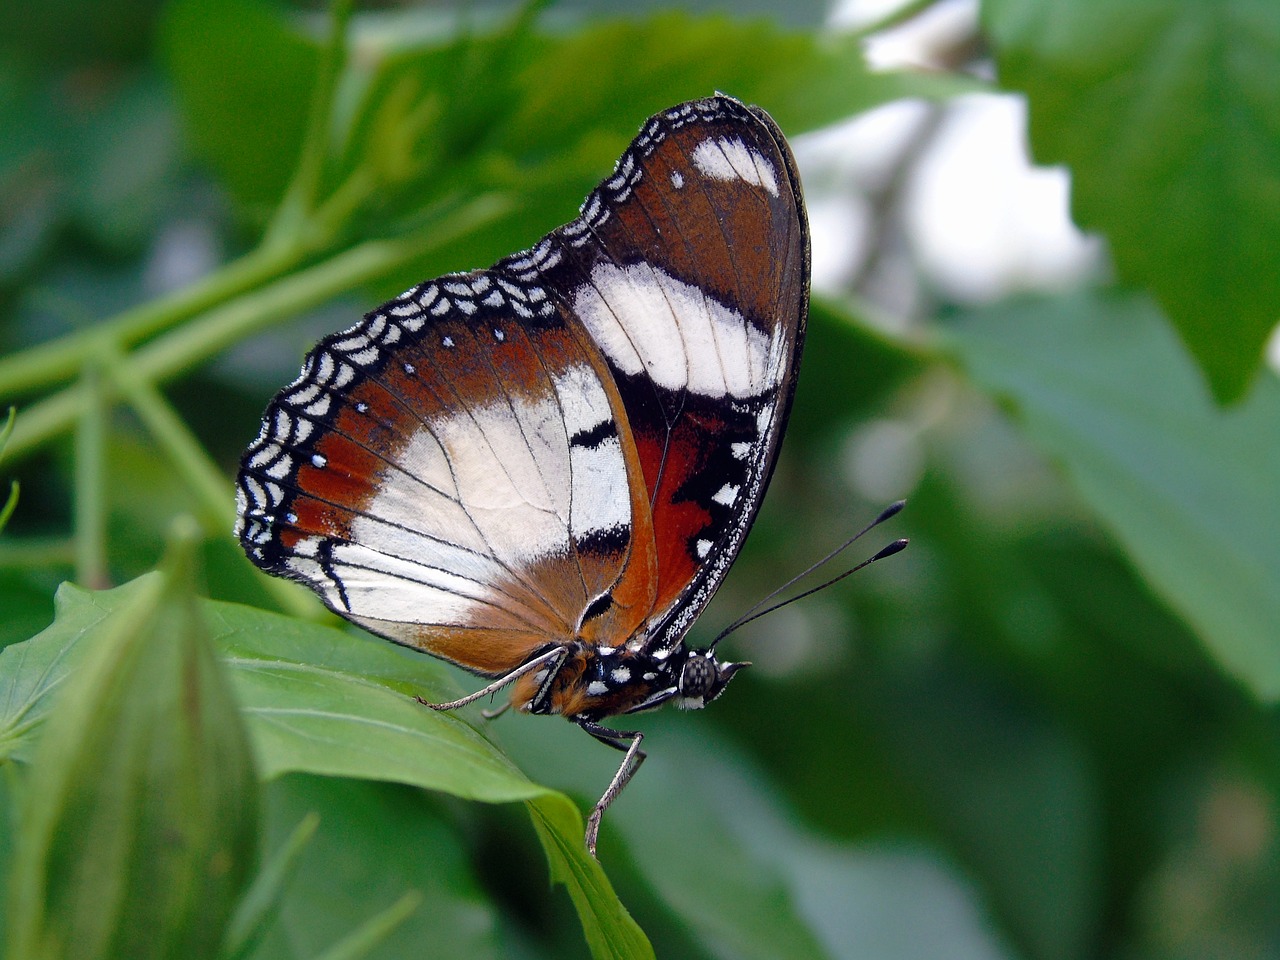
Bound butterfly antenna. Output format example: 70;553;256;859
708;500;908;650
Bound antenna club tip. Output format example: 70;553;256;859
876;500;907;523
872;538;909;562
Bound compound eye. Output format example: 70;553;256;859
678;655;716;700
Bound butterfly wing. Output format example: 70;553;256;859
235;271;657;675
236;94;807;674
513;95;810;653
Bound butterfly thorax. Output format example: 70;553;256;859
514;643;748;722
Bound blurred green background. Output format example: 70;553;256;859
1;1;1278;958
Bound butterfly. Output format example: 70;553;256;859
235;94;809;857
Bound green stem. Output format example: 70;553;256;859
0;481;15;533
262;0;355;250
101;348;325;620
73;357;110;590
312;891;423;960
0;242;305;401
0;537;76;569
0;407;15;533
3;193;512;464
101;348;235;536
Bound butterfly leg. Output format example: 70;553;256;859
417;646;566;712
578;719;646;858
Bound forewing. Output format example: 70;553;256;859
508;95;810;652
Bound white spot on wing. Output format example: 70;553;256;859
568;436;629;538
692;137;780;196
712;483;740;507
573;263;778;398
549;364;630;542
552;365;612;438
432;400;563;563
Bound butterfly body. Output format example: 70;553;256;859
236;94;808;855
512;641;743;720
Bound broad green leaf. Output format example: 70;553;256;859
611;735;831;960
500;716;831;960
500;715;1015;960
205;598;652;959
0;583;650;960
944;290;1280;698
984;0;1280;402
5;533;258;960
0;578;153;764
853;657;1100;960
670;731;1017;960
527;796;655;960
783;843;1014;960
497;13;978;158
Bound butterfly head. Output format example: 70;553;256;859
674;649;749;710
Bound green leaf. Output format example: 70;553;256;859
854;658;1100;960
5;530;259;960
527;796;654;960
500;717;831;960
0;577;152;765
498;13;976;157
499;715;1015;960
984;0;1280;402
943;290;1280;699
0;585;650;960
207;601;652;960
782;842;1013;960
610;737;831;960
162;0;971;244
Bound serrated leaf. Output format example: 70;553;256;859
944;290;1280;698
985;0;1280;401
